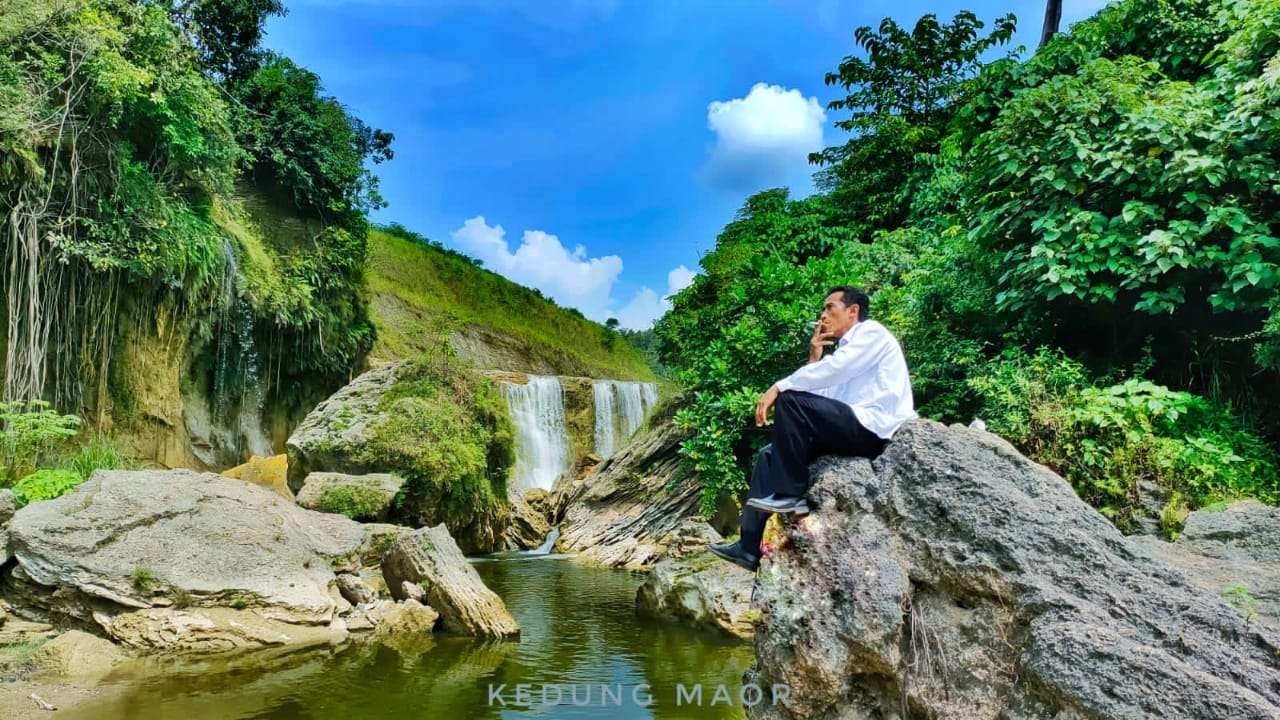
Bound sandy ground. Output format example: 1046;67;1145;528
0;680;104;719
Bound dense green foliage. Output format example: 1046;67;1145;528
313;484;388;522
366;225;656;380
658;0;1280;523
358;345;515;540
11;469;84;508
970;348;1279;528
0;0;390;414
0;402;81;484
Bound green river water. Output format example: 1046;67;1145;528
64;554;756;720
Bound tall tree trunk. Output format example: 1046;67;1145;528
1040;0;1063;47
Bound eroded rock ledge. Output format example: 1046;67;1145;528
747;420;1280;720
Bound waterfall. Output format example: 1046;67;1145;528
534;527;560;555
592;380;660;458
501;376;571;492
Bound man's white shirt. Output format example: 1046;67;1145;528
772;319;916;439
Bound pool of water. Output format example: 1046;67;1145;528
67;555;755;720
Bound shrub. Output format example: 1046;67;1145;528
969;348;1280;528
357;345;515;529
314;485;387;521
56;434;128;480
0;402;80;484
131;567;158;594
11;469;84;508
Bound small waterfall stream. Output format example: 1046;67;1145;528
501;376;571;492
593;380;659;458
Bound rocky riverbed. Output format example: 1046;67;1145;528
2;416;1278;719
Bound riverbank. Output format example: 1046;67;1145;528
1;555;752;720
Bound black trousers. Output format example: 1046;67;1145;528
739;390;887;554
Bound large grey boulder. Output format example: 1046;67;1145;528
0;488;14;564
6;469;367;651
1130;499;1280;627
556;422;707;568
381;525;519;638
747;420;1280;720
636;551;755;638
296;472;404;521
285;363;507;554
286;362;407;493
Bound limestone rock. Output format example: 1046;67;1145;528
400;581;427;604
381;525;519;638
504;487;553;550
285;363;506;553
1130;499;1280;626
372;598;439;636
335;574;378;606
358;523;411;566
637;554;755;638
662;518;724;559
285;362;407;492
296;472;405;521
0;488;14;565
222;454;292;499
29;630;126;682
747;420;1280;720
7;469;367;650
556;422;702;569
95;606;346;652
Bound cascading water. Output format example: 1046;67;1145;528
209;241;271;462
501;376;572;492
592;380;659;458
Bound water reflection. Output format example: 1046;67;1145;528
69;555;754;720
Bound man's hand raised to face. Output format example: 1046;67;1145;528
755;385;780;427
809;320;839;363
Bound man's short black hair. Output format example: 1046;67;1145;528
827;285;870;320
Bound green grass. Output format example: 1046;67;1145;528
366;228;655;380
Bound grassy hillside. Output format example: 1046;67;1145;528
366;226;655;381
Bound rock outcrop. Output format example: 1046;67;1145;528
381;525;519;638
747;420;1280;720
222;454;292;499
29;629;126;682
555;422;709;568
5;469;368;651
296;472;405;521
504;487;553;550
1130;499;1280;627
637;551;755;638
285;362;506;553
285;362;407;493
0;489;14;565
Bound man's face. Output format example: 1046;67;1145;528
819;291;860;337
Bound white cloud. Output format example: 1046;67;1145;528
615;264;697;330
450;216;697;329
703;82;826;194
667;264;695;296
615;287;664;330
451;216;622;320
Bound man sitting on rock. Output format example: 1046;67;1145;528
708;286;916;572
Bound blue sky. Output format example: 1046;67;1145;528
265;0;1109;328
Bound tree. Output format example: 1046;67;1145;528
809;12;1016;229
1040;0;1063;47
605;318;620;331
169;0;287;81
